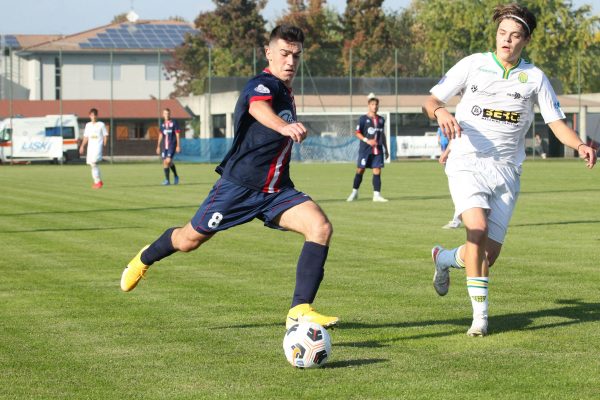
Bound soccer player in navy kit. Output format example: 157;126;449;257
157;108;181;185
121;25;338;329
346;94;389;202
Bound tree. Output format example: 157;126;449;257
276;0;344;77
341;0;395;77
111;13;129;24
165;0;268;96
410;0;600;92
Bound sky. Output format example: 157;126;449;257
0;0;597;35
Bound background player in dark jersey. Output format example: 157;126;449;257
347;94;390;202
156;108;181;185
121;25;338;329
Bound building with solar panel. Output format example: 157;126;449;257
0;20;195;156
1;20;195;101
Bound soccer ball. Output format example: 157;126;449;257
283;322;332;368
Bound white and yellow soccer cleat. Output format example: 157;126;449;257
467;317;488;337
286;303;339;330
120;245;150;292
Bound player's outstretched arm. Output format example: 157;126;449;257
423;95;461;139
548;119;597;169
249;100;307;143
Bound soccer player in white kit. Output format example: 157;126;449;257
79;108;108;189
422;3;597;337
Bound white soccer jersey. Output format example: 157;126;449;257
84;121;108;164
431;52;565;166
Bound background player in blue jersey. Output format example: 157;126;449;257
156;108;181;185
346;94;390;202
121;25;338;329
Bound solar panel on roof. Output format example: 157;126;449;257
79;23;196;49
1;34;20;48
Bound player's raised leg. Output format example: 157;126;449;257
274;200;339;329
121;224;212;292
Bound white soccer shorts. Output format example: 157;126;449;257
445;155;520;244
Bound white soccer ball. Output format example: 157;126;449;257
283;322;332;368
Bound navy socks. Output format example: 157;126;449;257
141;227;178;266
373;174;381;192
170;164;178;177
163;167;170;181
353;173;363;190
291;241;329;307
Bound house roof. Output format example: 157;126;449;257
17;20;196;53
0;99;192;119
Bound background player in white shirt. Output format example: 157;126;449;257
422;3;596;337
79;108;108;189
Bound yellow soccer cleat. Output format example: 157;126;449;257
286;303;339;330
120;245;150;292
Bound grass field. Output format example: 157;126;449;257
1;160;599;399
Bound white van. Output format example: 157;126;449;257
0;115;80;163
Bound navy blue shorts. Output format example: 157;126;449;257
161;149;176;160
357;153;385;169
190;178;312;235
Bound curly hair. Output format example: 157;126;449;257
493;3;537;37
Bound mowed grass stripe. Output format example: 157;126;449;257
0;160;599;399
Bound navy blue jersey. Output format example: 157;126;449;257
356;114;385;157
160;119;181;151
216;69;296;193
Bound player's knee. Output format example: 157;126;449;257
309;219;333;244
178;238;202;253
466;225;488;246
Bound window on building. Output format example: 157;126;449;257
212;114;226;138
93;63;121;81
54;57;61;100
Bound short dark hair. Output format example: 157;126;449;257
89;108;98;116
269;25;304;44
493;3;537;37
163;108;171;113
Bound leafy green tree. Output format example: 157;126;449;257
166;0;267;96
410;0;599;92
341;0;395;77
276;0;344;76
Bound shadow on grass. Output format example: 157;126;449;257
339;299;599;346
512;219;600;227
1;226;142;233
218;300;599;346
323;358;389;369
316;194;451;204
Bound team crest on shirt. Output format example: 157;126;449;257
518;72;528;83
471;106;482;116
278;110;294;123
254;84;271;94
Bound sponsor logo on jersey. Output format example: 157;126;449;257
482;108;521;124
478;66;497;74
278;110;295;123
518;72;528;83
254;84;271;94
471;105;482;116
471;85;478;93
367;127;380;135
553;101;561;110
